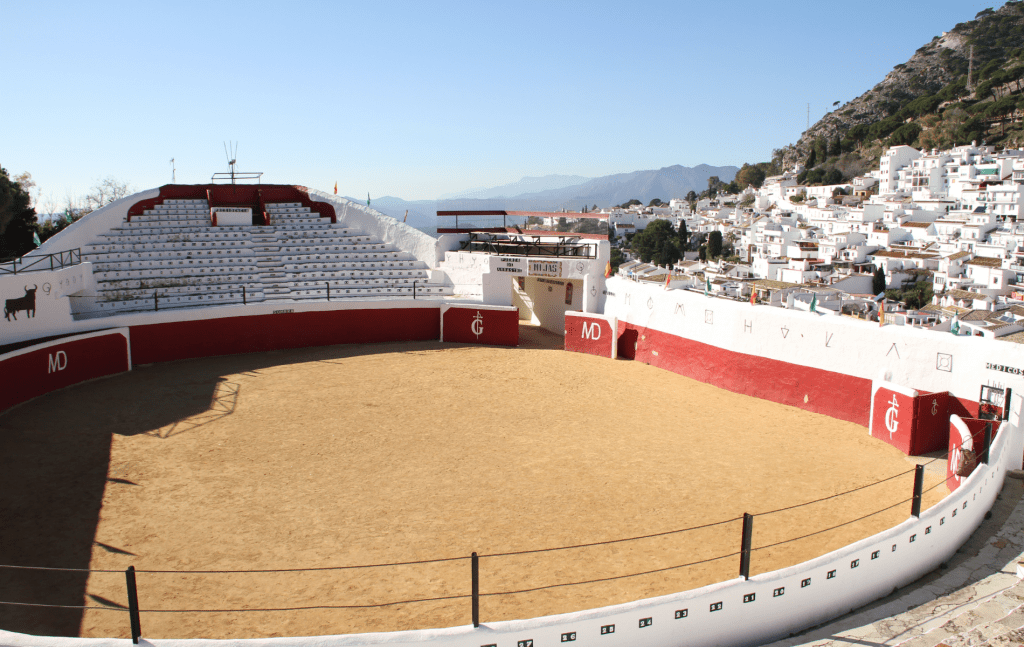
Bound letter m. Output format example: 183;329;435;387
582;322;601;340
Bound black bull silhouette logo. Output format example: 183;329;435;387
5;285;38;321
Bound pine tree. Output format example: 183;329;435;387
0;167;38;261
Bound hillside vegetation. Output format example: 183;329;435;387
747;2;1024;188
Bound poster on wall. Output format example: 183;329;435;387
493;256;527;275
529;260;561;277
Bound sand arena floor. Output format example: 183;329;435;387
0;325;946;640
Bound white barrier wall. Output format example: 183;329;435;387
0;264;94;347
603;276;1024;420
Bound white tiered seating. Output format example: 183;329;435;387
71;197;451;318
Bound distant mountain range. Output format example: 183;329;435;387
352;163;738;229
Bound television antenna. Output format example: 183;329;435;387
170;158;176;183
210;141;263;184
224;141;239;184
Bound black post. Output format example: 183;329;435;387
242;285;246;305
739;513;753;580
153;291;158;312
1005;388;1013;421
413;280;418;300
125;566;141;644
982;422;993;465
911;464;924;518
327;282;330;301
471;552;480;628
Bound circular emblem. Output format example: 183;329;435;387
576;262;584;273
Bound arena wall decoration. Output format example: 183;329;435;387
3;189;1024;646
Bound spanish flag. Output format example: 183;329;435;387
664;272;671;289
604;261;612;278
333;182;337;195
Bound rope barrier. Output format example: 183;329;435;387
757;467;917;516
752;495;915;552
480;551;742;597
479;515;743;558
0;600;126;611
137;593;473;613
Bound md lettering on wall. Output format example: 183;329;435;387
48;350;68;373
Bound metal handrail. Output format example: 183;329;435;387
0;248;82;275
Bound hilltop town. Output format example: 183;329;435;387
562;140;1024;341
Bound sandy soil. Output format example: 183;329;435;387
0;325;945;639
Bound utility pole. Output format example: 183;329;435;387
968;45;974;91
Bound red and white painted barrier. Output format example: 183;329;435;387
440;304;519;347
564;312;617;358
0;329;130;412
130;306;441;365
870;380;958;456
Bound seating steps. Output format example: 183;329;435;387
71;198;451;318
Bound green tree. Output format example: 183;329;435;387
872;266;886;295
805;146;817;169
735;164;766;189
648;198;664;207
707;231;723;259
0;167;38;261
677;219;689;251
632;219;681;265
698;245;707;262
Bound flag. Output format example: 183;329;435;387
664;273;671;289
750;290;755;306
333;182;338;195
810;293;817;313
367;193;371;206
704;277;711;297
32;231;41;247
64;209;73;224
604;261;612;278
879;299;885;327
951;314;960;335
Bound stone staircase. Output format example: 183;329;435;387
764;475;1024;647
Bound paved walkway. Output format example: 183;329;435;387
763;475;1024;647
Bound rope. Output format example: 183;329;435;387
753;495;914;552
481;551;742;597
138;593;471;613
0;600;126;611
757;467;917;516
479;515;743;558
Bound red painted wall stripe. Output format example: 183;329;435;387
0;333;130;412
130;308;440;365
441;307;519;347
618;322;872;425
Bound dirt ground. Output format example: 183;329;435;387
0;325;946;640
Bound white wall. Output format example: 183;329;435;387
603;277;1024;404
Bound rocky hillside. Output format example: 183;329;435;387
781;1;1024;172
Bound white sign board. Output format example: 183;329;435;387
213;207;252;226
491;256;527;275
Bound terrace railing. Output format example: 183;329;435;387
0;248;82;275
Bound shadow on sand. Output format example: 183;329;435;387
0;329;562;637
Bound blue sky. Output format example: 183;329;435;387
1;0;1006;205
